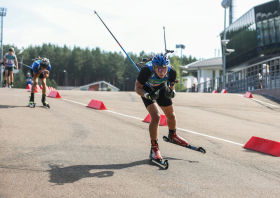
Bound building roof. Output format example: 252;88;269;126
72;81;120;91
180;57;222;70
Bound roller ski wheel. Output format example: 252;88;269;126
28;102;36;108
163;136;206;154
149;155;169;170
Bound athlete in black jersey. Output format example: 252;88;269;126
135;53;188;162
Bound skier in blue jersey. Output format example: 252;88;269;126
135;53;188;162
28;57;51;108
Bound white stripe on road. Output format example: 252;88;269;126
237;94;279;108
59;97;244;147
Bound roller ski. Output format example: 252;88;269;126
149;141;168;169
163;131;206;154
42;94;50;108
28;101;36;108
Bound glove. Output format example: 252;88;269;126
144;90;160;100
164;86;175;99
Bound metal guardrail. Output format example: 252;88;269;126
187;56;280;93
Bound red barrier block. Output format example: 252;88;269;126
40;85;43;89
244;92;253;98
47;91;62;98
26;84;32;89
87;99;107;110
221;89;228;93
243;136;280;157
212;90;217;93
142;114;167;126
36;85;40;90
28;87;38;93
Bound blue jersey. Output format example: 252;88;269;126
30;60;51;74
26;76;32;84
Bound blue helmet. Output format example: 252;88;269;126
152;53;170;67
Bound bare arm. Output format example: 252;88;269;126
135;80;147;98
15;59;18;69
3;58;7;67
33;70;42;79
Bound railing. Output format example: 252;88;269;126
187;56;280;93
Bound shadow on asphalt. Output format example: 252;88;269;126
0;105;28;108
48;157;190;185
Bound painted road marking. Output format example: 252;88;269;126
60;97;244;147
237;94;279;108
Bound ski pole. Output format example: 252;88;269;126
94;10;140;72
163;27;174;55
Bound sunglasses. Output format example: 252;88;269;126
155;67;167;73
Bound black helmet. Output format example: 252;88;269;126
40;58;50;68
9;47;14;52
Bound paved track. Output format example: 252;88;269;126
0;89;280;198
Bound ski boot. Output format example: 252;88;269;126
42;94;50;108
149;140;168;169
28;94;36;108
168;131;188;147
163;129;206;154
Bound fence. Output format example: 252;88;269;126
188;56;280;93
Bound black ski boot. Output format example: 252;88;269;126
42;94;50;108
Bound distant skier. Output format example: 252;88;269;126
3;47;18;88
134;53;188;165
29;57;51;108
26;72;32;86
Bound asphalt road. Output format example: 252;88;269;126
0;88;280;198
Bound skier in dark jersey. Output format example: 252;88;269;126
135;53;188;162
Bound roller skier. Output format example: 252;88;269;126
135;53;190;169
28;57;51;108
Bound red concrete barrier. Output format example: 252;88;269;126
28;87;38;93
244;92;253;98
87;99;107;110
26;84;32;89
212;90;217;93
243;136;280;157
142;114;167;126
36;85;40;90
221;89;228;93
40;85;43;89
47;91;62;98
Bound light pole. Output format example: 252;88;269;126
63;70;68;89
0;7;7;88
123;77;129;91
221;0;230;89
176;44;185;92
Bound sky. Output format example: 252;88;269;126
1;0;272;60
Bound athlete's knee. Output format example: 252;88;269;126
167;113;176;122
41;80;46;86
151;113;161;124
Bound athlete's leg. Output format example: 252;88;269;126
40;78;47;95
160;105;176;130
146;103;161;140
32;77;38;93
4;69;8;81
160;104;188;146
10;70;14;86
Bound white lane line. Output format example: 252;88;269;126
105;110;143;120
236;94;279;108
250;98;279;108
177;128;244;146
59;97;244;147
61;98;87;106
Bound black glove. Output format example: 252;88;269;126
145;89;160;100
164;86;175;99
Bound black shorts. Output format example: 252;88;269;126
30;69;44;79
141;84;173;108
